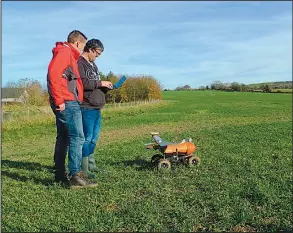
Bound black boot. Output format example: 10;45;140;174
54;170;70;186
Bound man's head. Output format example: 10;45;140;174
67;30;87;53
83;39;104;62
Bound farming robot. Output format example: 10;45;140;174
145;132;200;170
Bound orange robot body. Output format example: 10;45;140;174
164;142;196;155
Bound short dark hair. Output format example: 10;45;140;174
67;30;87;43
83;39;104;52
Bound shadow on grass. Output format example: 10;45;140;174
1;170;55;186
1;159;52;171
1;159;58;187
111;158;188;171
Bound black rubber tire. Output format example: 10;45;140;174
157;159;171;170
188;156;200;166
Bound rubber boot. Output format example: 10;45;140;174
88;154;100;172
82;157;96;179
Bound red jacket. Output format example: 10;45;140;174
47;42;83;106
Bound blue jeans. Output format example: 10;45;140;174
81;108;102;157
50;101;85;176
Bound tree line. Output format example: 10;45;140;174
100;72;162;103
174;80;292;93
4;71;162;106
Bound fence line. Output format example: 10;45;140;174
104;99;160;108
1;99;161;122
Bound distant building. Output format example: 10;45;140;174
1;88;29;104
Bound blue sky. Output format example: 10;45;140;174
2;1;292;89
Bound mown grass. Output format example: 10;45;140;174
1;91;292;232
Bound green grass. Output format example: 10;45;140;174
246;81;292;88
271;89;292;93
1;91;292;232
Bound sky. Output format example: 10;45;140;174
1;1;292;90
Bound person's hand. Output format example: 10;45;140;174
56;103;65;111
101;81;113;89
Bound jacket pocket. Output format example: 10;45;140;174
87;89;105;107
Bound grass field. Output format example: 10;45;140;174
271;89;292;93
1;91;292;232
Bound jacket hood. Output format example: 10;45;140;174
52;42;80;60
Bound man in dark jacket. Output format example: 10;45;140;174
47;30;98;188
77;39;113;178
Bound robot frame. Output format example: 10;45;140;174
145;132;200;170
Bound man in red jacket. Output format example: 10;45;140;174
47;30;97;188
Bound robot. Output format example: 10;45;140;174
145;132;200;170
